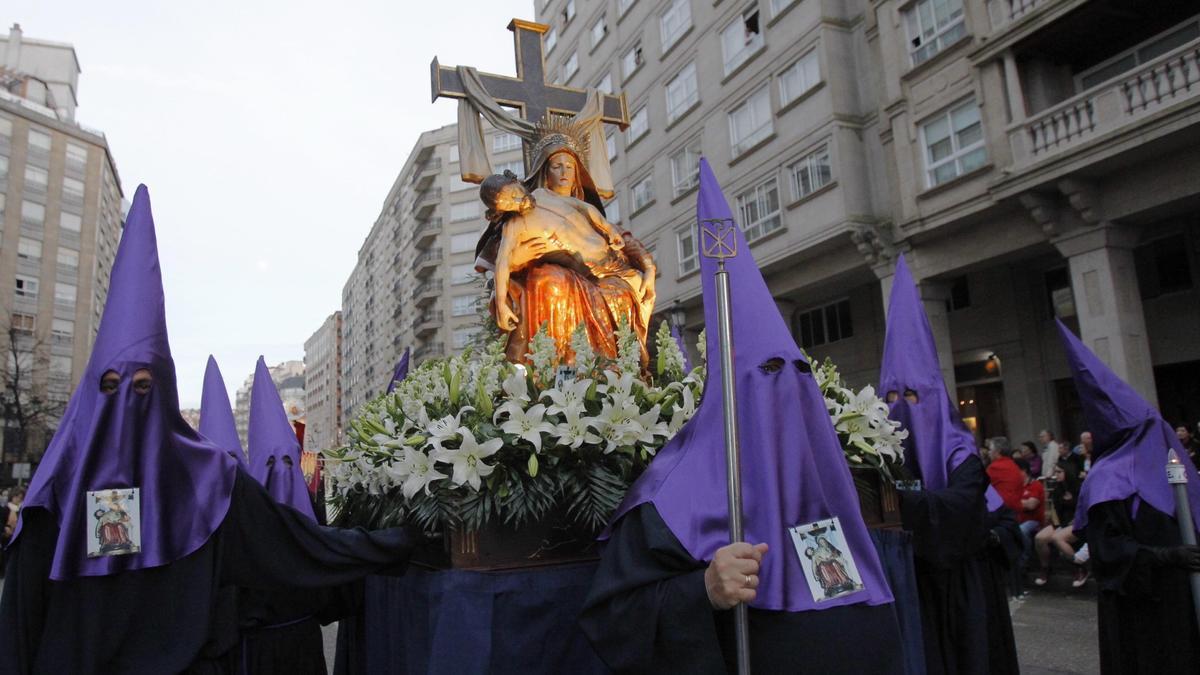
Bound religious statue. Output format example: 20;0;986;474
474;118;656;365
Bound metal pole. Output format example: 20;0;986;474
1166;448;1200;636
714;261;751;675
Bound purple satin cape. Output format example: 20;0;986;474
386;347;410;394
11;185;238;579
1055;320;1200;534
880;254;979;494
200;355;245;465
610;158;893;612
247;357;316;521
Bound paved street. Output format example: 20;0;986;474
323;621;339;673
1014;577;1101;675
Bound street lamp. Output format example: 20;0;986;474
669;300;687;329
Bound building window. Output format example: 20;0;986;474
0;155;8;180
451;263;475;285
55;283;77;307
769;0;798;17
921;99;986;187
779;50;820;107
665;62;699;123
1136;234;1193;299
632;175;655;212
728;85;772;157
57;247;79;269
450;202;480;222
627;105;649;144
449;144;460;163
562;0;576;24
0;117;11;136
494;159;524;178
60;211;82;233
623;43;644;80
677;225;698;275
797;299;853;349
62;176;85;202
27;129;51;153
50;355;72;376
660;0;692;52
787;145;832;200
605;197;621;224
904;0;967;66
619;0;637;15
721;6;763;75
1078;20;1200;91
591;15;608;48
24;166;48;191
545;27;558;53
450;231;476;253
66;143;88;170
12;313;35;334
15;276;38;300
606;131;617;161
453;327;478;350
17;237;41;261
948;276;971;311
1044;268;1076;319
21;201;44;226
449;175;474;192
562;51;579;82
52;318;74;340
452;294;477;317
736;177;782;242
596;73;613;94
670;141;702;197
493;132;522;153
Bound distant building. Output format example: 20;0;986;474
304;311;342;453
0;24;123;472
179;408;200;431
233;360;305;449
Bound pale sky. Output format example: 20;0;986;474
7;0;534;407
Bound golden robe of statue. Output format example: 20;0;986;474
475;125;656;366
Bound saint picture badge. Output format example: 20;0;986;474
788;516;865;602
87;488;141;558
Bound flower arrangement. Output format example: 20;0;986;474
325;321;703;534
811;356;908;479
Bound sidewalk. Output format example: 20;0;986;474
1013;578;1100;675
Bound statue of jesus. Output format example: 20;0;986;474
474;117;656;366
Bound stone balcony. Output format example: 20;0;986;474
411;248;443;276
412;279;443;306
413;217;443;248
414;310;444;335
1008;38;1200;169
415;342;445;362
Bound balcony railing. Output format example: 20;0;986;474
411;248;443;274
413;310;444;333
412;217;443;245
1009;38;1200;167
410;157;443;182
415;342;445;361
412;279;443;302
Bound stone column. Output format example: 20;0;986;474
879;274;957;396
1053;224;1158;406
1002;50;1027;124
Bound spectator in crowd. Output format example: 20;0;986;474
1072;431;1093;456
985;437;1024;513
1016;460;1045;542
1038;429;1060;478
1175;424;1200;466
1034;460;1088;588
4;486;24;543
1016;440;1042;477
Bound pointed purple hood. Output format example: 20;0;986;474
610;159;892;612
200;356;245;465
386;348;410;394
12;185;238;579
247;357;315;520
880;255;980;495
1056;320;1200;534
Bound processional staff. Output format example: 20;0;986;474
1166;448;1200;636
700;216;751;675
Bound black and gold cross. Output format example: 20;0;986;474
430;19;628;128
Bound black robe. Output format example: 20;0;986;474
900;454;991;675
1089;498;1200;674
0;467;412;675
980;507;1021;675
580;503;905;674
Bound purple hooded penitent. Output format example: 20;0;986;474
12;185;238;579
880;254;980;493
669;324;693;373
1056;319;1200;534
610;159;892;612
386;347;410;394
200;355;245;465
248;357;315;521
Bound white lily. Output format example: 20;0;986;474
501;366;530;403
496;403;556;452
554;409;601;449
400;449;448;499
668;386;696;433
629;404;668;446
433;427;503;490
595;401;642;453
542;378;592;417
426;406;475;444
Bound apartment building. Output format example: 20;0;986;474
533;0;1200;444
303;311;342;452
0;24;124;467
233;359;305;448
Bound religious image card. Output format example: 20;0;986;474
787;516;866;603
86;487;141;558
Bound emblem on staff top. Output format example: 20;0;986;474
700;218;738;260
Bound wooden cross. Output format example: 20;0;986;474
431;19;628;129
